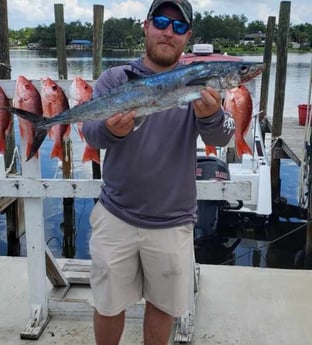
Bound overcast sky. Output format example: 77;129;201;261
7;0;311;30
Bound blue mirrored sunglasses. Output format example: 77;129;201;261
151;15;189;35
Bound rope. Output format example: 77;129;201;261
0;62;11;71
220;221;307;265
5;146;22;175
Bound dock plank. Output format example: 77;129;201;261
281;117;307;162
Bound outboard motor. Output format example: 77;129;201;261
194;156;230;240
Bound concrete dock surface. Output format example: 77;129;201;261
1;256;312;345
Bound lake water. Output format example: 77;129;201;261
0;49;311;267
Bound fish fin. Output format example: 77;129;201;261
133;117;146;131
124;69;142;80
5;119;13;136
0;139;5;154
82;146;100;165
235;137;252;158
26;127;48;161
205;145;217;156
186;75;218;86
50;140;63;161
26;142;39;160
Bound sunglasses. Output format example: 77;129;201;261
151;15;190;35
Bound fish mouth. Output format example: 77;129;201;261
242;63;265;83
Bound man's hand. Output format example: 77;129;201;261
105;111;136;137
192;87;222;118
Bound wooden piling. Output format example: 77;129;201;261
305;60;312;268
0;0;21;255
54;4;75;257
61;139;76;258
271;1;291;206
0;0;11;80
54;4;68;80
259;16;276;121
91;5;105;181
93;5;104;80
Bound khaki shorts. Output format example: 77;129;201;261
89;201;194;317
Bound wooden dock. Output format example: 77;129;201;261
281;117;307;163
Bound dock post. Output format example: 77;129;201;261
271;1;291;210
259;16;275;122
91;4;105;182
54;4;68;80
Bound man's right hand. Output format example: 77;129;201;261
105;111;136;137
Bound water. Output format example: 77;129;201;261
1;49;311;267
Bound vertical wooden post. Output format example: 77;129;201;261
306;146;312;268
91;5;105;181
62;138;76;258
93;5;104;80
54;4;76;255
305;62;312;268
54;4;68;79
0;0;21;254
0;0;11;80
271;1;291;206
259;16;276;121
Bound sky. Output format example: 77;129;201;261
6;0;312;30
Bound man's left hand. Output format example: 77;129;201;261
192;87;222;118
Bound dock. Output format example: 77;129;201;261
0;117;310;345
281;117;307;163
1;256;312;345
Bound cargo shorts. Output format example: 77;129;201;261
89;201;194;317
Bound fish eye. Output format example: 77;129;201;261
52;85;57;91
240;65;249;75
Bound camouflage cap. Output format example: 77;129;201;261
147;0;193;24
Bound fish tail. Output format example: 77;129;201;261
25;142;39;160
235;137;252;158
26;127;48;161
9;107;50;161
50;140;63;161
205;145;217;156
82;146;100;165
9;107;43;124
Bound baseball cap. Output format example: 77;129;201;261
147;0;193;25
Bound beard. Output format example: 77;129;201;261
145;37;182;67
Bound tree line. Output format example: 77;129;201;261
8;12;312;50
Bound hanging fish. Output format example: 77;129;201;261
41;77;71;160
223;84;253;158
69;77;100;165
14;76;43;159
0;86;12;154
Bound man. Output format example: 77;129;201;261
82;0;234;344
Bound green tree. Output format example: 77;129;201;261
29;24;56;47
247;20;266;34
103;17;143;49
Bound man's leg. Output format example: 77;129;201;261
143;301;174;345
93;309;125;345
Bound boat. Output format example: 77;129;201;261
179;43;243;64
181;45;272;249
194;110;272;247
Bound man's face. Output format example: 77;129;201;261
144;5;192;68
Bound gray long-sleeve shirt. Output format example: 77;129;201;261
82;59;234;228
